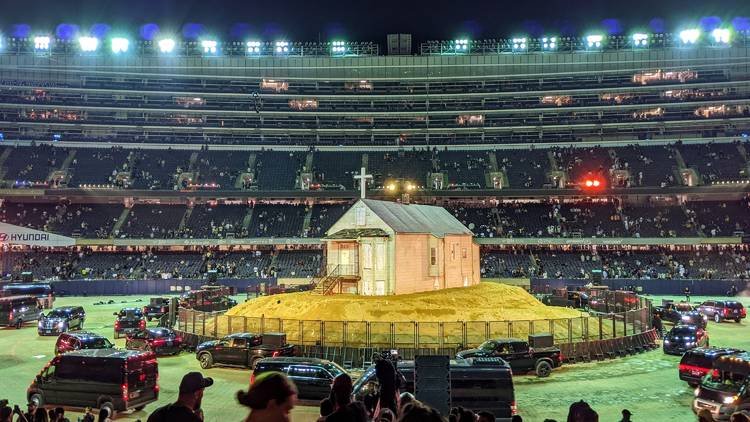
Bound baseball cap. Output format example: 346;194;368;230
179;372;214;394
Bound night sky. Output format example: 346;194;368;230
2;0;750;44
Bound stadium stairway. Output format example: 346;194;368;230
0;147;11;179
112;208;131;236
302;206;313;235
179;207;193;233
242;207;254;232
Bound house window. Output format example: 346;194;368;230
462;248;468;259
355;208;366;226
375;242;385;270
430;247;437;266
363;243;373;269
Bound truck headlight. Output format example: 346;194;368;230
57;321;65;329
724;395;738;404
664;340;670;344
38;321;43;328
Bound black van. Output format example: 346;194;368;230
28;349;159;417
252;357;348;401
352;358;516;420
0;295;41;328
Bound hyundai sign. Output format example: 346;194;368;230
0;223;75;247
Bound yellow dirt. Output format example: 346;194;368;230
227;282;582;322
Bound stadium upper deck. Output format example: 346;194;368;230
0;32;749;146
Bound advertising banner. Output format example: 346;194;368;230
0;222;75;247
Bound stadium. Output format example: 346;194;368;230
0;13;749;422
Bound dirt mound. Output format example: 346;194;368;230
227;282;581;322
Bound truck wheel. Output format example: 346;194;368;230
199;353;213;369
99;401;115;420
735;318;741;323
714;314;721;323
29;393;44;407
535;361;553;378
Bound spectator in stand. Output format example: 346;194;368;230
317;398;334;422
237;372;297;422
148;372;213;422
326;373;354;418
398;402;445;422
477;411;495;422
0;405;11;422
449;407;476;422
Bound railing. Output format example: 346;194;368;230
178;296;651;349
326;264;359;277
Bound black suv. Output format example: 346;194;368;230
663;324;709;355
38;306;85;336
114;307;146;338
698;300;746;323
126;328;184;356
196;332;295;369
28;349;159;417
353;358;517;419
679;347;744;387
252;357;348;401
678;310;708;330
55;331;114;356
694;352;750;420
143;298;170;322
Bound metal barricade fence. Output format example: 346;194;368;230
178;296;652;348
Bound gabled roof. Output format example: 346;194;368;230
360;199;473;238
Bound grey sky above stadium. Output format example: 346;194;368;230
1;0;750;43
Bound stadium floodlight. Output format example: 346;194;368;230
34;36;51;50
331;40;346;55
512;37;527;52
111;37;129;53
275;41;289;53
632;33;649;47
78;36;99;52
202;40;218;54
712;28;731;44
246;40;261;54
452;39;469;52
542;36;557;50
158;38;176;53
586;34;603;49
679;29;700;44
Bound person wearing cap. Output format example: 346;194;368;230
619;409;632;422
147;372;213;422
237;371;297;422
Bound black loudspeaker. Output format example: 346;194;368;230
21;272;33;283
529;334;554;348
414;355;450;416
591;269;603;284
207;270;218;286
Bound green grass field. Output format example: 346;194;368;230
0;294;747;421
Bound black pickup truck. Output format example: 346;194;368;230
143;298;170;321
195;332;295;369
456;337;563;377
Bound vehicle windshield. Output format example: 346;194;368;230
703;371;748;393
478;341;498;352
47;309;70;318
149;329;174;338
327;362;347;378
120;309;143;318
81;337;114;349
671;327;696;337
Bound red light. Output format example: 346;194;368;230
592;180;600;187
174;336;182;343
121;383;128;402
585;180;593;187
152;339;166;347
724;308;730;317
679;364;709;375
250;373;256;385
511;401;518;415
115;321;120;330
139;320;146;329
272;351;280;357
